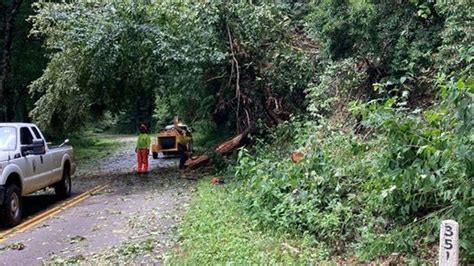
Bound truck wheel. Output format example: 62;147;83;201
0;184;22;227
55;168;72;199
152;152;158;159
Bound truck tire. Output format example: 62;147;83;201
55;168;72;199
152;152;158;159
0;184;22;227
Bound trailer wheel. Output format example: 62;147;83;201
152;152;158;159
55;167;72;199
0;184;22;227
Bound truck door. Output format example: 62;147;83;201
19;127;49;193
31;126;54;183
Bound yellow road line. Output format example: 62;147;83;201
0;183;109;244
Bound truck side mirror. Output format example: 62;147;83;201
21;139;46;156
20;145;29;157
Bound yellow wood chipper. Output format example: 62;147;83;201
151;123;192;159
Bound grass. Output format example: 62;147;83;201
167;179;329;264
69;133;121;162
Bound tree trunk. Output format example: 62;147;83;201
184;130;249;169
0;0;23;121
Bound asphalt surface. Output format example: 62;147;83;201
0;136;198;265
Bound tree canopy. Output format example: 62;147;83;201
1;0;472;261
29;1;317;134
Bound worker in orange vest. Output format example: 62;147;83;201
136;124;151;174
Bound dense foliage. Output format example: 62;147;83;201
234;0;473;262
236;75;473;261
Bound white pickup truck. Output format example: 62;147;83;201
0;123;76;227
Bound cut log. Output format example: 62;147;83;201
185;155;210;170
185;131;248;169
291;151;305;163
215;131;247;155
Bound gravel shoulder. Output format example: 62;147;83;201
0;135;198;265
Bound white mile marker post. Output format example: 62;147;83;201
439;220;459;266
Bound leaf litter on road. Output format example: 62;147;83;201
0;242;26;252
36;136;204;264
69;235;86;244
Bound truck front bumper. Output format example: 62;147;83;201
0;185;5;205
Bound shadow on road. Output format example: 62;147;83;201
0;164;194;230
0;192;81;230
23;193;81;218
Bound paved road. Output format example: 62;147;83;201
0;136;197;265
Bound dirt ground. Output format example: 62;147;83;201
0;135;199;265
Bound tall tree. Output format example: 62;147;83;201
0;0;23;121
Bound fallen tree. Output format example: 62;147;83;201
185;130;249;170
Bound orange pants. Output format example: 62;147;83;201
137;149;149;173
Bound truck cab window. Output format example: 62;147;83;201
31;127;41;139
31;126;46;146
0;127;16;150
20;127;34;145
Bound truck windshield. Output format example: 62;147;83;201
0;126;17;151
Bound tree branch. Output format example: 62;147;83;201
226;23;241;133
